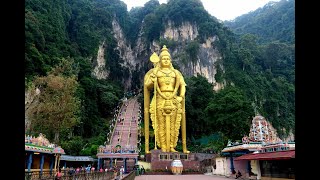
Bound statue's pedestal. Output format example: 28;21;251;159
148;149;200;172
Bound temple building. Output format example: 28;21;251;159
213;114;295;180
60;155;96;169
25;133;65;178
234;142;295;179
96;144;139;173
247;115;283;143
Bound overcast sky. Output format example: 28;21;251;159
120;0;280;21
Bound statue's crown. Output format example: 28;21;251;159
160;45;171;59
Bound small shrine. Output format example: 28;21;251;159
222;114;286;154
247;114;282;143
25;133;65;177
219;114;295;179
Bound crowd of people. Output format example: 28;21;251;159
61;165;112;174
102;94;142;155
55;164;128;180
98;144;138;154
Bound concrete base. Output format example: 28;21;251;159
149;149;200;172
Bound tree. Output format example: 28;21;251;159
27;59;81;144
60;136;85;156
205;132;228;154
237;47;254;71
185;74;214;137
205;86;253;141
239;34;259;53
185;41;200;63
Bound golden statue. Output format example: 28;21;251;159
144;45;189;153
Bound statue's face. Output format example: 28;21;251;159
161;55;171;68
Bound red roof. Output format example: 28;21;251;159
234;150;295;161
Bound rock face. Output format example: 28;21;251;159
163;21;198;41
157;21;225;91
92;19;225;91
25;87;41;130
108;19;147;90
92;41;109;80
112;19;137;68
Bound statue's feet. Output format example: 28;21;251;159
161;149;167;152
170;148;178;152
183;149;190;154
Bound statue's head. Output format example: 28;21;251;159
159;45;173;68
159;45;171;60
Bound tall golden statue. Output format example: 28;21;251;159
144;45;189;153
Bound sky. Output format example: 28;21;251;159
121;0;280;21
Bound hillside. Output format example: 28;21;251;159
224;0;295;44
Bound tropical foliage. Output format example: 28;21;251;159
26;59;81;144
224;0;295;44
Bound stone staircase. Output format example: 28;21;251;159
110;96;140;150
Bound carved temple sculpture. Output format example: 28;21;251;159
144;45;189;154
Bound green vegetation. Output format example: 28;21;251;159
220;0;295;138
185;41;200;63
205;87;253;141
224;0;295;44
25;0;126;156
26;59;81;144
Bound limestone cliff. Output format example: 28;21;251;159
163;21;198;41
25;87;41;130
92;41;109;80
152;21;225;91
92;19;225;91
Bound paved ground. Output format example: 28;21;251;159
135;174;233;180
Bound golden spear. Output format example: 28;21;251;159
150;52;159;150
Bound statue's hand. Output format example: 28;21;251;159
150;73;157;82
150;67;159;82
176;96;183;102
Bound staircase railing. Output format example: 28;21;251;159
109;101;124;145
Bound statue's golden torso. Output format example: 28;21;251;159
157;69;176;92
